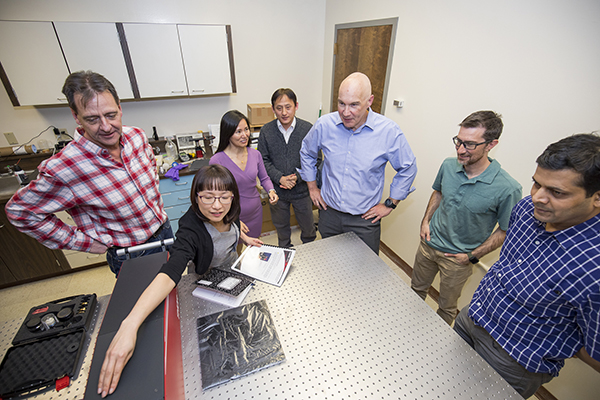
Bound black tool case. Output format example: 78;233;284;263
0;294;96;398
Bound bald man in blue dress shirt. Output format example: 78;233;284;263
299;72;417;254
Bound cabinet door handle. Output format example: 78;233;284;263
191;89;205;93
171;90;185;94
175;182;188;186
178;196;188;200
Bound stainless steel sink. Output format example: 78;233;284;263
0;175;21;198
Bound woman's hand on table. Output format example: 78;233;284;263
97;320;138;397
96;273;175;397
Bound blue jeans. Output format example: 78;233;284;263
106;219;174;277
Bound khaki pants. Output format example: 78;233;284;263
411;240;473;324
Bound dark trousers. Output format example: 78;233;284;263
270;196;316;247
106;219;174;277
318;207;380;254
454;307;553;398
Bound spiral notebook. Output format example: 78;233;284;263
231;245;295;287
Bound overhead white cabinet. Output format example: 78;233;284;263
0;21;69;106
122;23;188;98
178;24;233;95
0;20;236;106
54;22;134;100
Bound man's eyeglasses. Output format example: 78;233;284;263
198;195;233;205
452;136;490;150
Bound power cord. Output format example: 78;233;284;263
0;125;57;164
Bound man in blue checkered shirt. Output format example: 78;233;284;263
454;133;600;398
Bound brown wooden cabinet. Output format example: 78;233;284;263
0;256;16;285
0;201;70;287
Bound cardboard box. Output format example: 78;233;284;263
247;103;274;126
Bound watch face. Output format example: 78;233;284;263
384;199;396;209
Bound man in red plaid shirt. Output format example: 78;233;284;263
6;71;173;276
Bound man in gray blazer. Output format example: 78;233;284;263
257;88;316;247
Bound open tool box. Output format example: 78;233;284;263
0;294;97;398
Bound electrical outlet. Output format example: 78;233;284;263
4;132;18;145
53;128;68;141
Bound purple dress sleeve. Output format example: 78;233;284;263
209;150;266;238
253;148;274;192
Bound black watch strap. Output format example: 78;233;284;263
467;252;479;264
384;198;397;209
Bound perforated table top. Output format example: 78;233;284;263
177;232;521;399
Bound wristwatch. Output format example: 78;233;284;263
467;252;479;264
384;198;397;209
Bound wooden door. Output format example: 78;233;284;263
331;20;396;114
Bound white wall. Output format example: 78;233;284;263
322;1;600;398
0;0;326;146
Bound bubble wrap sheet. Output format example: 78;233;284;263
177;232;520;399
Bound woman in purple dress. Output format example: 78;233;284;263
210;110;278;238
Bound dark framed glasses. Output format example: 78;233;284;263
198;194;233;205
452;136;490;150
